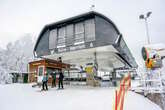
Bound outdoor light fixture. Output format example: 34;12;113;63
139;11;152;44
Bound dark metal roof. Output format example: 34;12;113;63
34;11;121;51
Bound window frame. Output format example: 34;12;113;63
84;19;96;42
66;24;74;46
38;66;44;76
57;27;66;48
49;29;57;49
74;22;85;45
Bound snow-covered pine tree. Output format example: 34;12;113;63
0;34;35;84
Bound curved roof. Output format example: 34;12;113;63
34;11;121;51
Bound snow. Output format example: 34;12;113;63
0;84;161;110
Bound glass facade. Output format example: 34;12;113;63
85;19;95;42
57;27;66;48
66;24;74;46
48;18;95;49
75;22;85;44
49;29;57;49
38;66;44;76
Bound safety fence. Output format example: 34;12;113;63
113;74;131;110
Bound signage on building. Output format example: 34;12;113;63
58;47;67;53
58;44;86;53
70;44;85;51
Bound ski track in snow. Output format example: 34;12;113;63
0;84;162;110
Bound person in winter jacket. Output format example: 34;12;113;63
42;74;48;90
58;70;64;89
51;72;56;88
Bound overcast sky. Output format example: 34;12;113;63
0;0;165;66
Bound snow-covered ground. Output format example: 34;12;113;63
0;84;162;110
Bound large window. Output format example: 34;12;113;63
57;27;66;48
49;19;96;50
66;24;74;46
75;22;84;45
49;29;57;49
38;66;44;76
85;19;95;42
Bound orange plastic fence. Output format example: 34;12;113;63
114;74;131;110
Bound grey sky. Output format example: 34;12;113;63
0;0;165;66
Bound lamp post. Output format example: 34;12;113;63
139;12;152;44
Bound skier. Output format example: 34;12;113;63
51;72;56;88
58;70;64;89
42;74;48;91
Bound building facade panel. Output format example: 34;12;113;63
66;24;74;46
114;36;138;68
36;30;50;57
85;19;95;42
95;16;119;46
49;29;57;49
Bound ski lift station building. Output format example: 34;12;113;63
33;11;137;78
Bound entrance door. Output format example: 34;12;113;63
37;66;44;83
23;74;28;83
